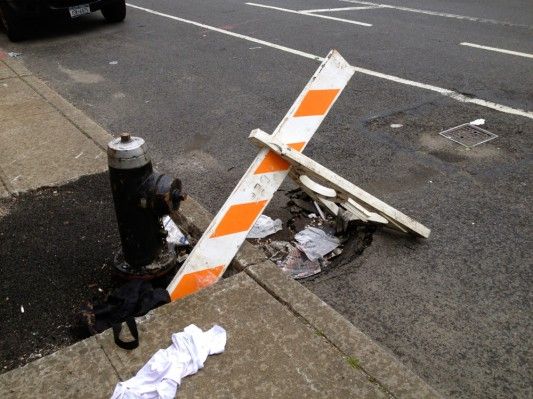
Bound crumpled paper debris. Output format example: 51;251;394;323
163;216;189;248
294;227;340;261
247;215;282;239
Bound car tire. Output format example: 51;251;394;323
0;3;26;42
102;0;126;23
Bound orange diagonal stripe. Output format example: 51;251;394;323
293;89;340;117
254;142;305;174
211;200;268;238
170;265;224;300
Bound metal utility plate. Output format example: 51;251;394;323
439;123;498;148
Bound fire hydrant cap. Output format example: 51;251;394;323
107;134;151;169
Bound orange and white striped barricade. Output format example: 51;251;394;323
249;129;431;238
167;50;355;300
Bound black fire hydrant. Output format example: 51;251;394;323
107;133;184;278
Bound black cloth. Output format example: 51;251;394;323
82;280;170;349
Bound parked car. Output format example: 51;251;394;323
0;0;126;41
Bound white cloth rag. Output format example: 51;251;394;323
111;324;226;399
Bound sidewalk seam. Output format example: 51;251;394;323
3;57;32;77
245;266;396;398
95;336;124;383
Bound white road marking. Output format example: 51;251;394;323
245;3;372;27
126;3;533;120
340;0;532;28
300;6;382;13
126;3;322;61
460;42;533;59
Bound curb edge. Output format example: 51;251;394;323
170;198;443;399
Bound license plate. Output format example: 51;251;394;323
69;4;91;18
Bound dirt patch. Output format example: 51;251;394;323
0;173;119;372
0;198;15;221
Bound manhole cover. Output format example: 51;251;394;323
439;123;498;148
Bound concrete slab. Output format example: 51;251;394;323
0;58;112;195
0;63;15;80
0;111;107;193
2;57;31;77
246;261;441;398
0;183;9;198
0;77;55;121
97;272;387;398
0;168;14;197
22;75;111;150
0;337;119;399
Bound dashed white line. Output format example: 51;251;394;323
300;6;382;13
245;3;372;27
460;42;533;59
126;3;533;120
126;3;322;61
340;0;532;28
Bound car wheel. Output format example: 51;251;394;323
101;0;126;23
0;3;26;42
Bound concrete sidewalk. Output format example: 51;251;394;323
0;53;109;197
0;256;440;398
0;55;441;398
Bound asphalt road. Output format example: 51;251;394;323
1;1;532;397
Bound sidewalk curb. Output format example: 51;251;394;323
171;198;442;398
2;56;112;151
21;74;111;151
0;56;112;197
0;336;120;399
2;57;31;77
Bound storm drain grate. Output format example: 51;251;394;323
439;123;498;148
